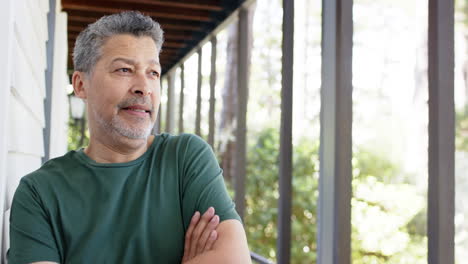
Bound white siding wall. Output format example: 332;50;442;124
0;0;69;262
0;0;15;262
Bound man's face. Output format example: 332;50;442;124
79;34;161;140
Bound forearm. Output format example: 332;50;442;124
185;220;252;264
185;249;252;264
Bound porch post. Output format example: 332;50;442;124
154;78;163;134
234;7;249;221
427;0;455;263
317;0;353;263
208;37;217;147
166;72;175;133
277;0;294;263
195;48;202;136
179;64;185;133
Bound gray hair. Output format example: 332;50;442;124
73;11;164;73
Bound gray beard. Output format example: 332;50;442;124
95;109;153;139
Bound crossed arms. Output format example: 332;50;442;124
30;208;252;264
182;208;251;264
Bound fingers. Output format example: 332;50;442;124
182;211;200;263
188;207;215;259
203;230;218;252
195;214;219;255
182;207;221;263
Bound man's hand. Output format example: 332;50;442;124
182;207;220;263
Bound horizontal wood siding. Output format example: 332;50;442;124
0;0;15;261
11;39;46;126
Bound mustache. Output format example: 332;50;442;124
117;97;154;112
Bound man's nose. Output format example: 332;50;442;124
131;73;152;96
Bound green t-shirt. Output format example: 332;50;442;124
8;133;240;264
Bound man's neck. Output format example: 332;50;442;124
84;134;154;164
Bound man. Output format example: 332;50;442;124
8;11;251;264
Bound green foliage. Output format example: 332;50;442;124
244;127;281;260
67;116;89;151
456;106;468;152
352;148;401;183
243;127;320;263
243;127;427;263
290;138;320;263
351;174;426;264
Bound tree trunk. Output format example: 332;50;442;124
218;4;256;185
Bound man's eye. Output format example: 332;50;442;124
151;71;160;78
117;68;131;73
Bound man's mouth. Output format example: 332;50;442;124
123;108;150;113
121;106;152;117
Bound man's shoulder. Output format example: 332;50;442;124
157;133;209;150
22;150;79;185
157;132;203;142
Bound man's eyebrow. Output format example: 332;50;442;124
110;57;161;69
110;57;136;65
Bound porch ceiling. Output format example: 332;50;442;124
62;0;245;75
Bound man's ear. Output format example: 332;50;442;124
72;71;88;99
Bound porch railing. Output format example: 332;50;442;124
250;252;274;264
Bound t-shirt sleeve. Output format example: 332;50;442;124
7;178;61;264
179;134;241;230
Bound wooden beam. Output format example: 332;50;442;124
68;24;200;37
160;50;179;55
161;42;186;48
67;25;85;32
67;15;203;31
161;47;179;51
62;0;213;22
68;36;186;48
164;34;194;41
67;15;99;24
68;26;194;41
159;24;202;31
100;0;223;11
